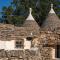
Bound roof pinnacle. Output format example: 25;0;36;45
51;4;53;9
49;4;55;14
26;8;35;20
29;8;32;15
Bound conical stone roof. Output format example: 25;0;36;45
23;8;40;35
42;4;60;31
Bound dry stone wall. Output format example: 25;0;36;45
0;24;59;60
0;47;54;60
0;49;41;60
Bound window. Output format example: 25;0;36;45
15;40;24;48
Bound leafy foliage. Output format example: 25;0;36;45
1;0;60;26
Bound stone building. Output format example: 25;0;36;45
0;4;60;60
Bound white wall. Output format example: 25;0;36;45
0;38;31;50
5;40;15;50
24;38;31;49
51;48;55;59
0;41;5;49
0;40;15;50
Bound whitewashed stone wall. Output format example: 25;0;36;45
24;38;31;49
5;40;15;50
0;41;5;49
51;48;55;59
0;40;15;50
0;38;31;50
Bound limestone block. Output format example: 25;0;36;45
0;58;8;60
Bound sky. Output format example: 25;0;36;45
0;0;12;12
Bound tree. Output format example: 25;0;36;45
2;5;25;26
2;0;60;26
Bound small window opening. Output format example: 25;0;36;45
16;40;24;48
